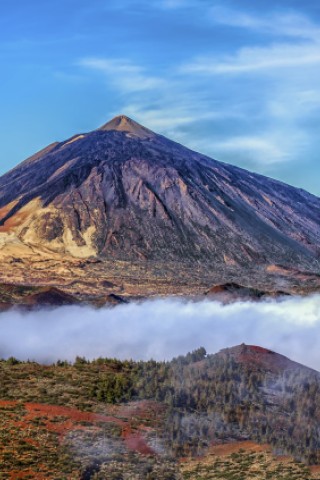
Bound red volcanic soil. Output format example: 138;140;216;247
209;441;270;456
179;441;271;463
9;470;49;480
218;344;309;374
243;345;273;354
1;399;158;480
13;402;156;454
0;400;17;407
1;399;160;479
310;465;320;475
123;428;154;455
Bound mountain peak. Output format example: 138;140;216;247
0;112;320;293
99;115;155;139
218;344;309;374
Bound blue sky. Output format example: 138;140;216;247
1;0;320;194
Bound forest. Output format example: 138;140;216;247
1;343;320;475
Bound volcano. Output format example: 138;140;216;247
0;115;319;300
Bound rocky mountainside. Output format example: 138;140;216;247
0;114;319;301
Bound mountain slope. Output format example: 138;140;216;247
1;344;320;475
0;115;319;298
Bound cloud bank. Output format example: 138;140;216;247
0;296;319;369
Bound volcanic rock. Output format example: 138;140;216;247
0;115;319;300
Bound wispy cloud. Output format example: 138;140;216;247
183;8;320;76
210;6;320;41
79;58;165;92
75;7;320;183
160;0;192;9
183;43;320;75
213;135;291;165
78;57;222;134
78;52;318;172
122;104;195;130
105;0;199;11
170;7;320;175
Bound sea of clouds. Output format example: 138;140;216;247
0;295;319;369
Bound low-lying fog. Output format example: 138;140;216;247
0;295;319;369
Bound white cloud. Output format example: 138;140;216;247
212;132;306;166
183;9;320;76
1;296;320;370
175;9;320;170
267;89;320;118
121;102;222;133
78;57;227;137
183;43;320;75
210;7;320;41
105;0;197;11
79;58;165;92
160;0;191;8
77;9;320;174
215;137;285;164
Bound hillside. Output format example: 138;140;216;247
0;115;319;302
1;344;320;478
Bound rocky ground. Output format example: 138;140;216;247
0;242;319;308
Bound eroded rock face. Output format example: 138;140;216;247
0;115;319;291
